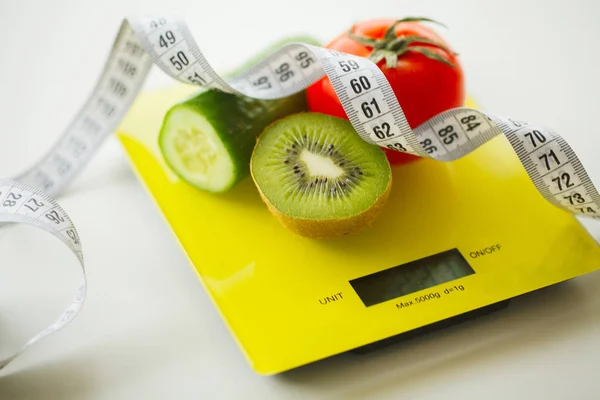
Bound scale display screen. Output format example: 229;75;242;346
349;249;474;307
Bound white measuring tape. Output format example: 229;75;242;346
2;14;598;371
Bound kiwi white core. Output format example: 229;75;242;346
300;149;344;179
161;106;234;192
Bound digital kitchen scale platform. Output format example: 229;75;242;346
116;84;600;375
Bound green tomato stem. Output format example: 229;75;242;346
347;17;457;69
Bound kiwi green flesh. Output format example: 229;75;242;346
251;113;391;220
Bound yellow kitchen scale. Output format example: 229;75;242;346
116;83;600;375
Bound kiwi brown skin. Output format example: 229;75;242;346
250;112;393;239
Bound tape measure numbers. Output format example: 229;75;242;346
1;14;598;370
0;180;85;370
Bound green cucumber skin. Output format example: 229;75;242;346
159;35;320;192
171;90;308;189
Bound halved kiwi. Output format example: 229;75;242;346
250;112;392;238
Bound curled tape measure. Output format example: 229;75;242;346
1;14;599;371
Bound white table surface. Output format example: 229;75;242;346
1;0;600;398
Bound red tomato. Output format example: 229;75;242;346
307;18;465;165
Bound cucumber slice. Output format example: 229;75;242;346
159;35;320;193
159;103;235;192
160;90;308;192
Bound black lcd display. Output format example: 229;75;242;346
349;249;474;307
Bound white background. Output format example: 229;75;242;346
1;0;600;399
